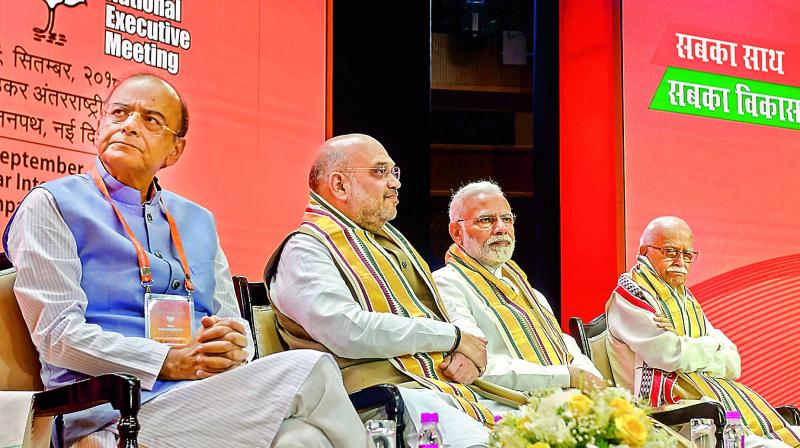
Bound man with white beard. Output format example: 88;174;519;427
432;181;604;395
268;137;519;448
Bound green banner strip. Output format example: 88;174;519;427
650;67;800;131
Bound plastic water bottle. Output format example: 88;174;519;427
418;412;442;448
723;410;745;448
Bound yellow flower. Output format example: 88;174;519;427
615;414;649;447
528;443;550;448
567;393;594;415
609;397;635;417
516;415;530;431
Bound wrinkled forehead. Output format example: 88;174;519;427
463;192;511;216
108;77;181;119
653;226;694;247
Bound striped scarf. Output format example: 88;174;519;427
300;193;495;427
445;244;573;366
615;256;800;445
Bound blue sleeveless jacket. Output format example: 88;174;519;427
3;158;220;444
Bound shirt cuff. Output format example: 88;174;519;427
144;343;173;390
434;322;460;353
553;365;571;388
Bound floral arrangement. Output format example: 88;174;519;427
489;386;675;448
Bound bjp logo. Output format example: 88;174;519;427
34;0;87;45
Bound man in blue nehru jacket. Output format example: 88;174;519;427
4;74;368;448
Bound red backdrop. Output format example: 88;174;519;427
560;0;625;328
622;0;800;407
562;0;800;406
0;0;328;279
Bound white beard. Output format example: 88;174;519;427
462;233;515;269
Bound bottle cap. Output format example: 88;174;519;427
725;410;742;420
421;412;439;424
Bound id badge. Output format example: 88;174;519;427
144;293;195;346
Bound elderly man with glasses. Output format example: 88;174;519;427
4;74;370;448
268;135;526;448
606;216;800;448
432;181;604;396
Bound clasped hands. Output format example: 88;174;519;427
440;331;487;385
653;315;677;334
159;316;248;381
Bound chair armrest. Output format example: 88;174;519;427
651;401;725;444
568;317;590;356
776;405;800;426
349;384;405;448
33;373;141;448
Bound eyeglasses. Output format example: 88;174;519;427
646;245;699;263
342;166;401;181
102;104;180;137
457;213;516;229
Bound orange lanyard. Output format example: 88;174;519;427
89;168;194;296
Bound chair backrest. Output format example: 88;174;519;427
252;306;289;356
0;268;44;391
232;275;287;358
568;315;614;384
232;276;270;319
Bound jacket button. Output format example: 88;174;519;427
146;213;153;223
171;280;181;289
154;251;162;259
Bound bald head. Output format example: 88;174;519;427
639;216;695;288
107;73;189;137
308;134;383;192
639;216;692;247
307;134;400;232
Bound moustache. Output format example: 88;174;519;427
486;235;513;245
666;266;688;275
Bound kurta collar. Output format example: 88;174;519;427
491;265;504;278
94;158;162;206
452;249;516;293
491;263;520;293
452;246;504;279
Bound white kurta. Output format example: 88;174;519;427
270;233;491;448
268;234;458;358
605;282;740;395
433;263;602;391
606;273;797;448
8;188;366;448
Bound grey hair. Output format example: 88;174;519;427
639;216;690;246
308;134;377;191
449;180;505;223
308;149;348;191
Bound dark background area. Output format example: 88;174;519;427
332;0;561;317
